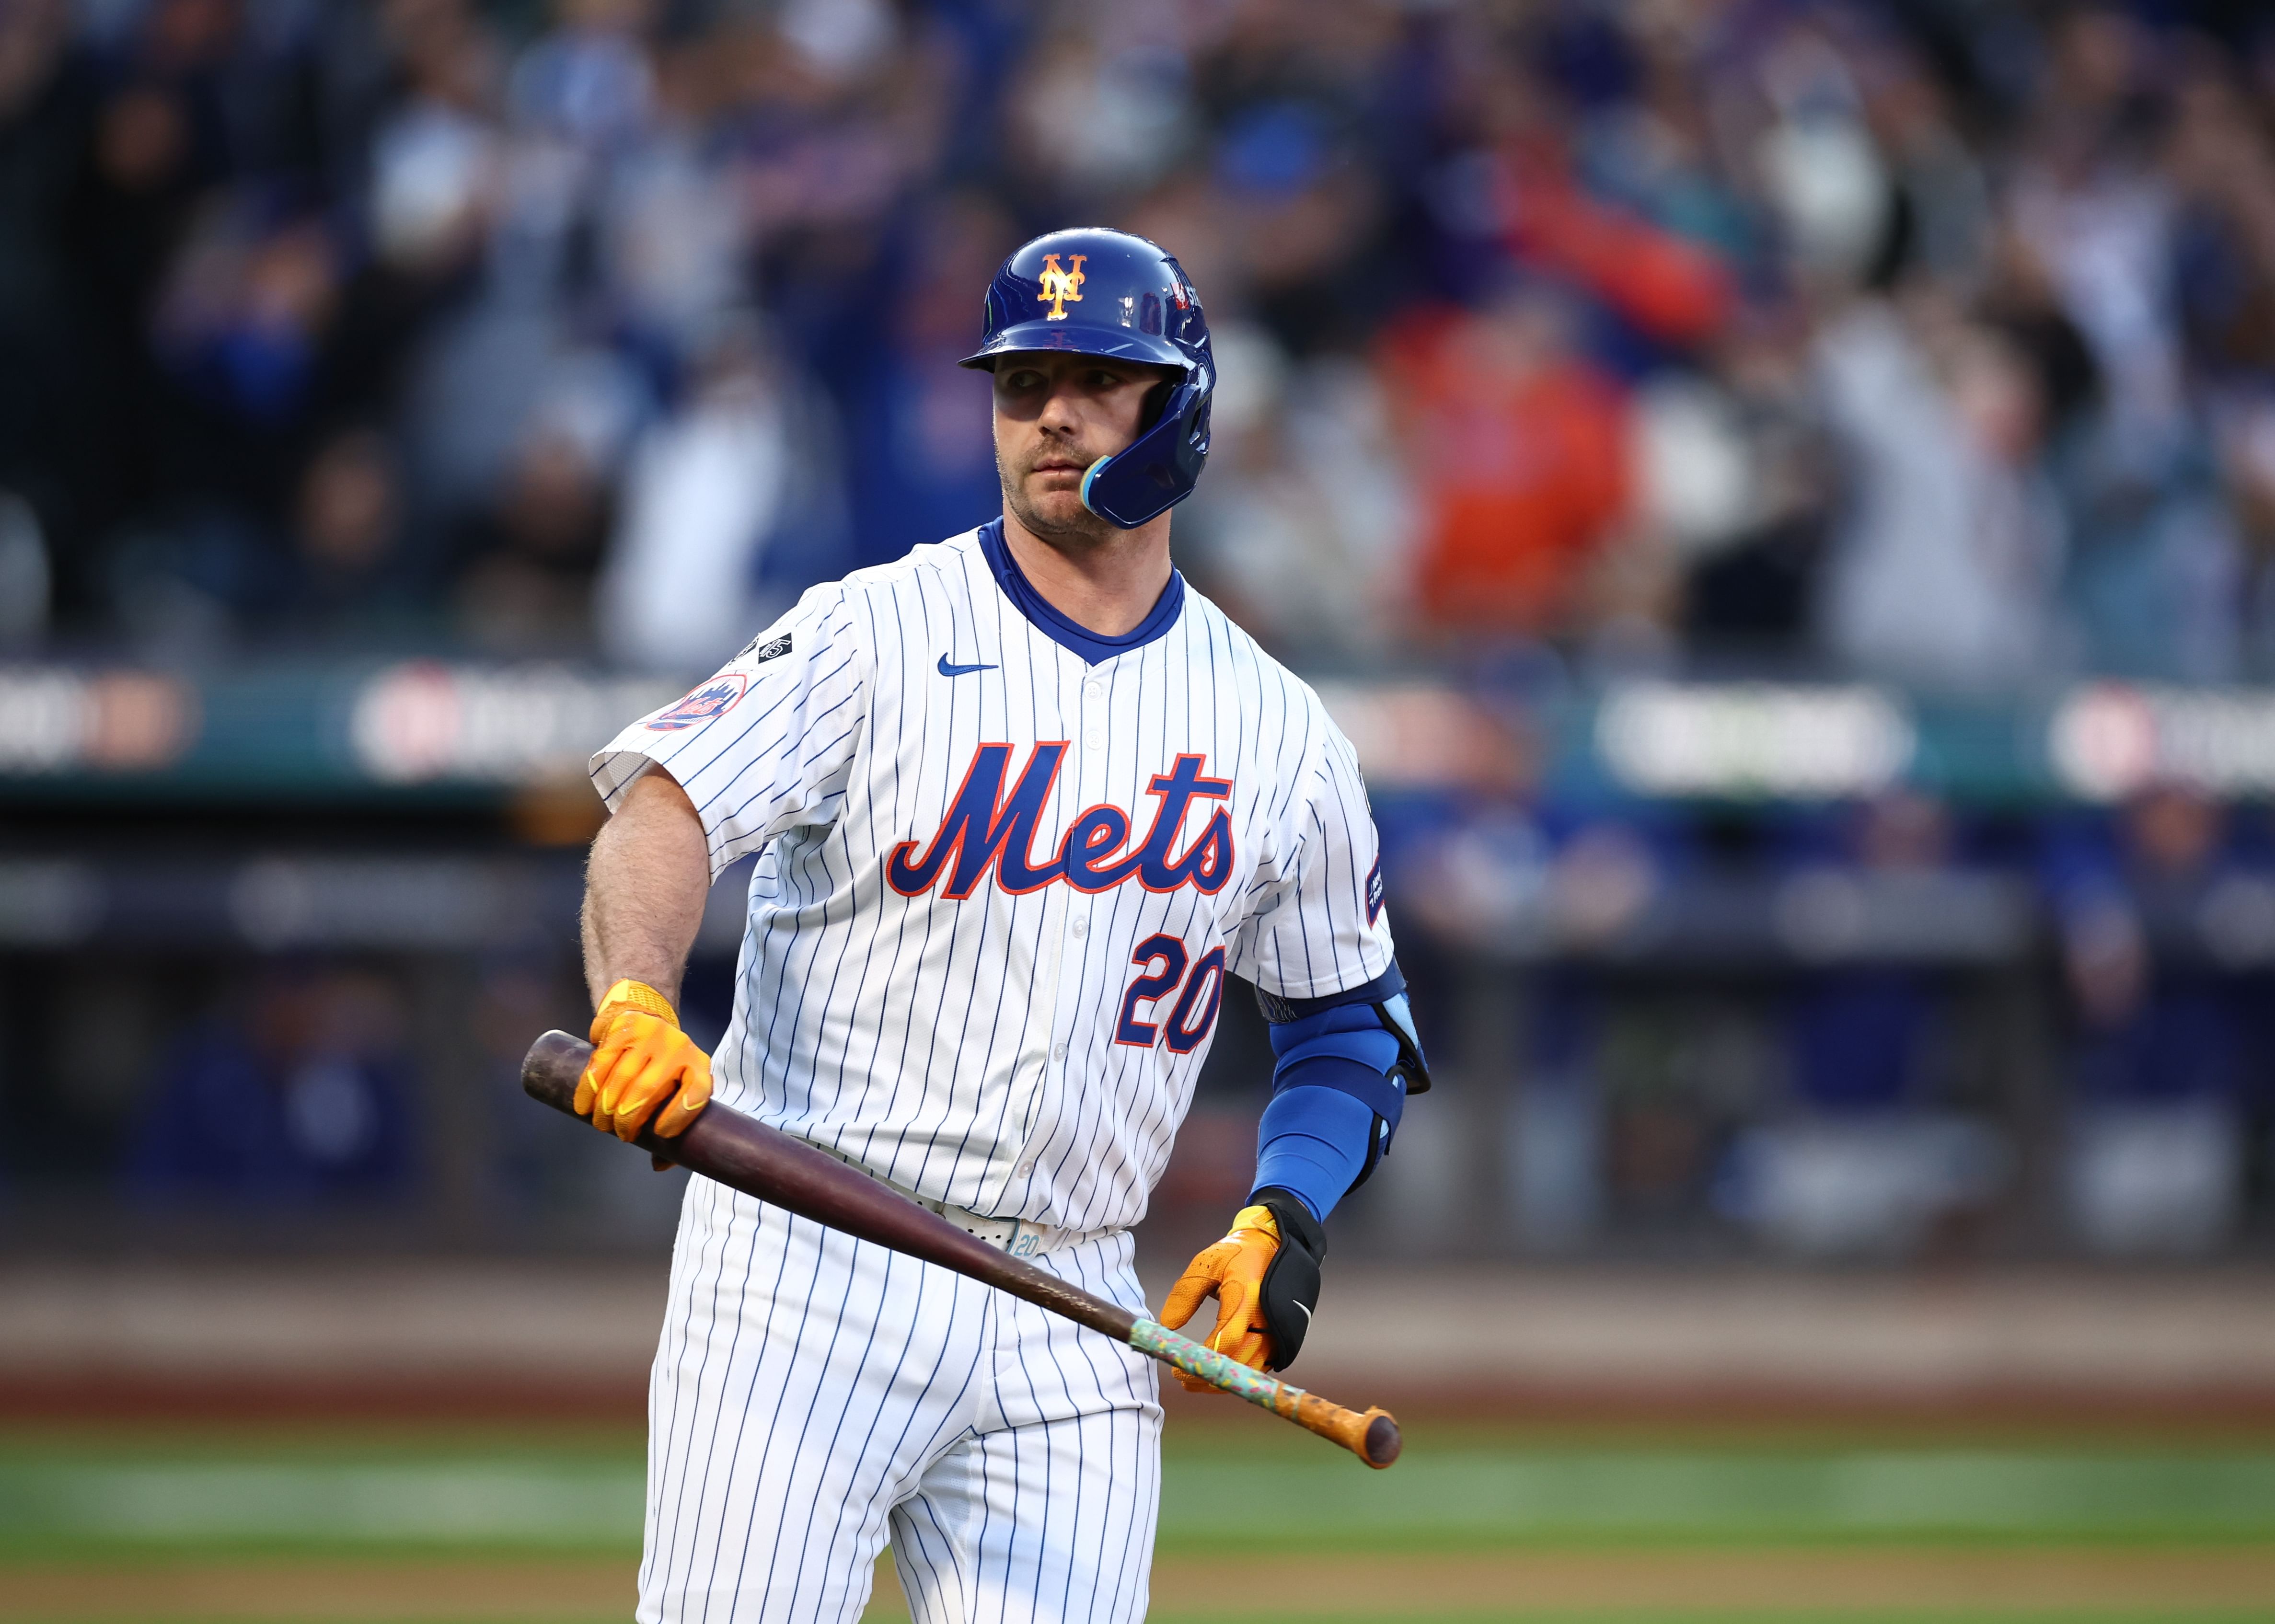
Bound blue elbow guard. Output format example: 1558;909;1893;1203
1257;964;1431;1099
1270;1010;1406;1127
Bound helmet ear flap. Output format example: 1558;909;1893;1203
1140;377;1176;433
1080;368;1210;526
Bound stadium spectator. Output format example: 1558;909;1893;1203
2047;785;2262;1254
1382;286;1633;641
127;968;420;1209
825;193;1014;571
1176;319;1415;658
449;356;637;652
1810;293;2070;692
290;424;409;628
598;315;842;672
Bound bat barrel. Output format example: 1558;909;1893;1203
1129;1318;1401;1469
1287;1396;1401;1469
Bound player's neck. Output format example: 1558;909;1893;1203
998;509;1174;638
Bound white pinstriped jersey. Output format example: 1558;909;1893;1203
590;522;1395;1236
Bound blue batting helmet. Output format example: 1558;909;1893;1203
960;227;1213;530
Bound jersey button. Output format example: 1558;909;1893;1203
1085;680;1104;699
1070;916;1087;938
1085;730;1104;750
1051;1042;1067;1061
1016;1158;1035;1176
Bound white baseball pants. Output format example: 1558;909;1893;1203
637;1177;1162;1624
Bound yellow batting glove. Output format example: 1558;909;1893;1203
1159;1203;1280;1392
574;979;713;1144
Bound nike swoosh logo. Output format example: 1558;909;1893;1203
1294;1302;1313;1322
937;655;997;678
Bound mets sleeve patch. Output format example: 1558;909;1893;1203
647;672;750;731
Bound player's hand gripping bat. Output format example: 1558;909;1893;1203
522;1030;1401;1468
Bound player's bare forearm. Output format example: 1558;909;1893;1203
580;767;712;1010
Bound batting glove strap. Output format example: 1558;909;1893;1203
577;981;712;1145
1251;1186;1327;1371
592;978;679;1039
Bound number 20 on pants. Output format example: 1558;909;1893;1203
1115;934;1226;1053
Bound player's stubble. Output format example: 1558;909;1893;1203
991;356;1175;561
998;440;1118;553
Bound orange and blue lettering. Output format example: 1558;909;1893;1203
887;745;1235;902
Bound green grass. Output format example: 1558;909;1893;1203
9;1425;2275;1621
9;1428;2275;1555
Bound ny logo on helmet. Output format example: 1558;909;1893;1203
1036;254;1086;320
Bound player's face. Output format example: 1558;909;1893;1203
991;352;1170;541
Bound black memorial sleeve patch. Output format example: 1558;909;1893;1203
739;633;793;666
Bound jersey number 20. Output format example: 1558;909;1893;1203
1115;933;1226;1054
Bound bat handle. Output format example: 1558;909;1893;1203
1129;1319;1402;1469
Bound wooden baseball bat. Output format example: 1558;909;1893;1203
522;1030;1400;1469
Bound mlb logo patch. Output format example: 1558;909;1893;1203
1365;856;1385;925
647;673;749;731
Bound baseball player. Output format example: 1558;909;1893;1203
573;227;1429;1624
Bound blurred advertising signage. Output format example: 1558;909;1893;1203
350;663;681;784
1596;681;1915;800
0;667;198;774
230;857;529;949
2051;683;2275;801
1312;681;1529;793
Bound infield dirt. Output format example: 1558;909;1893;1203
7;1547;2275;1621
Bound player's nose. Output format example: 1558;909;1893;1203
1035;381;1086;436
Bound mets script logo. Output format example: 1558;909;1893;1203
1036;254;1086;320
646;673;748;731
889;746;1233;900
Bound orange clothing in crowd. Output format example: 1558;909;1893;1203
1503;162;1735;348
1383;307;1632;635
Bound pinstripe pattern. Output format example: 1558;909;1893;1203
589;527;1394;1234
593;525;1394;1622
638;1188;1160;1624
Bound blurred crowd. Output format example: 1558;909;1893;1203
0;0;2272;683
11;0;2275;1265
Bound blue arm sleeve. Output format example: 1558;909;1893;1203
1251;1084;1377;1222
1248;998;1414;1222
